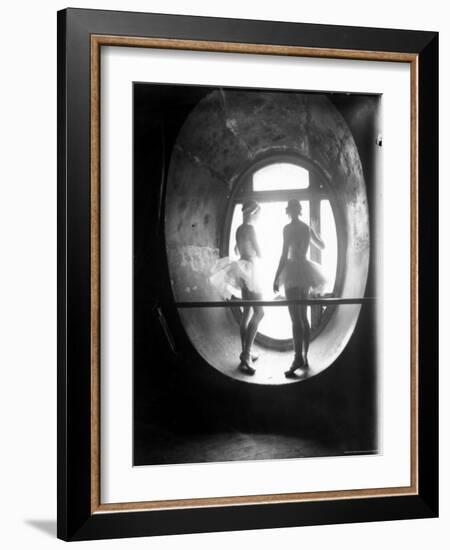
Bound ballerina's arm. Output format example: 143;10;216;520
310;227;325;250
273;226;289;292
234;225;241;256
249;225;262;258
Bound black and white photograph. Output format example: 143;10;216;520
0;0;443;546
133;83;380;466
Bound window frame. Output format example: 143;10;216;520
221;152;347;351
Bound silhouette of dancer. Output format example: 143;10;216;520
273;199;326;378
209;200;264;375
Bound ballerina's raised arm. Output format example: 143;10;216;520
310;226;325;250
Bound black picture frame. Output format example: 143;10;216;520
57;7;438;542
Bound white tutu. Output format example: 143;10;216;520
279;257;327;294
209;256;263;299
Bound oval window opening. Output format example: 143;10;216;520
163;89;371;385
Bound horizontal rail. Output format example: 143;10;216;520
175;297;376;308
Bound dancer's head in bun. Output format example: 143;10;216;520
242;199;261;223
285;198;302;219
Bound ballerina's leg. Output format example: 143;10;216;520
300;297;310;366
286;286;305;369
241;288;264;369
243;305;264;355
240;306;252;352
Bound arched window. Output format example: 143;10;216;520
224;157;341;349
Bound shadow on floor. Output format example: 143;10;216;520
25;519;56;538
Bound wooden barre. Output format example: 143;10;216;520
174;297;376;308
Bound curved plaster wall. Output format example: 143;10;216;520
164;90;369;384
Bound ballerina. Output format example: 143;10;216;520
273;199;327;378
209;200;264;375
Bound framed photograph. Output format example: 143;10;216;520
57;8;438;541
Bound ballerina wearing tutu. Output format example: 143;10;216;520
273;199;327;378
209;200;264;375
234;200;265;375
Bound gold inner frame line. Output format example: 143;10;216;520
90;34;419;514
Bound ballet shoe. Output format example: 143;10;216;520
284;357;307;378
239;361;256;375
239;353;256;375
284;369;298;379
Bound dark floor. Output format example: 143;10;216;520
133;422;350;466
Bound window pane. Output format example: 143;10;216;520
229;201;310;341
253;163;309;191
320;200;338;293
228;199;339;343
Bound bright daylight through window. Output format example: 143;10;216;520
228;162;338;342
